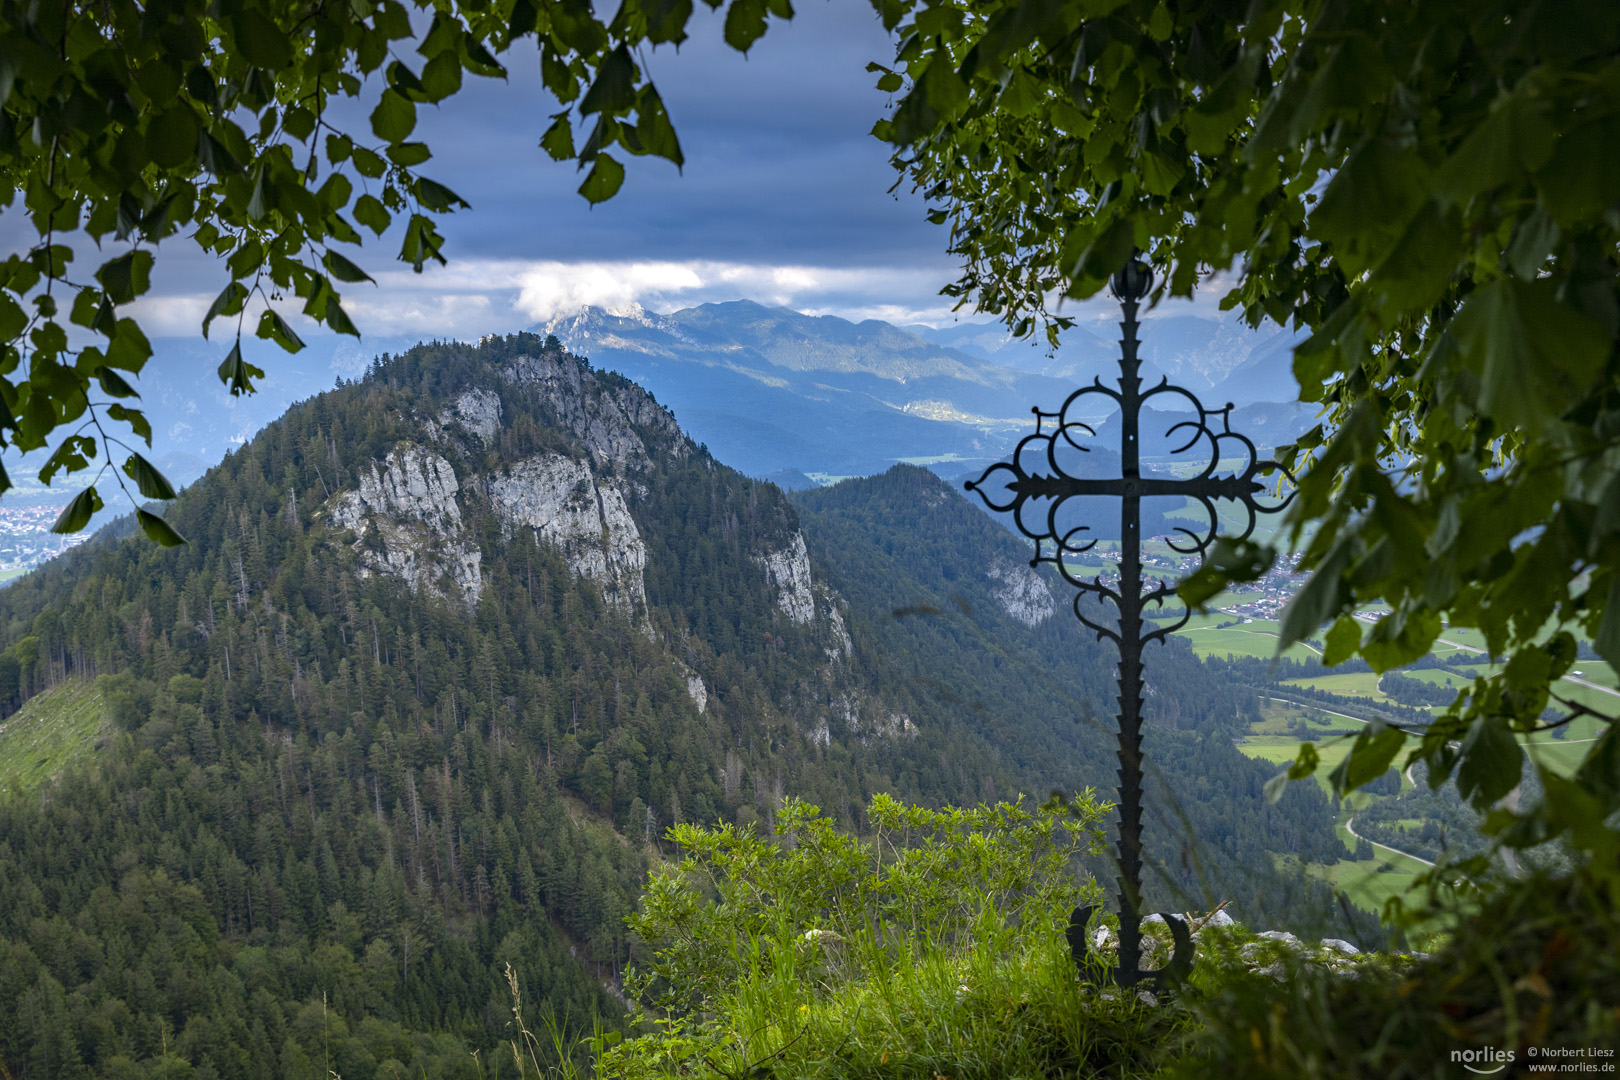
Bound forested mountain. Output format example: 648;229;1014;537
0;335;1366;1080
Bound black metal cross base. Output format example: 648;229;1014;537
966;256;1292;993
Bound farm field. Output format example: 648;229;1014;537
1250;698;1349;734
1569;659;1616;689
1280;671;1391;700
1176;616;1322;663
1232;733;1359;795
1525;733;1603;777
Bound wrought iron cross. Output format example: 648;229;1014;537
965;256;1293;991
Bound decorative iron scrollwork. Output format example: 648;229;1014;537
966;256;1295;992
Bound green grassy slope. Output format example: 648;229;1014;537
0;679;104;798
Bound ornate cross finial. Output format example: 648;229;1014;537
966;255;1294;991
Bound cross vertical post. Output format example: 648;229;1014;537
964;255;1293;992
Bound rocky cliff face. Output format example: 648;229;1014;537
316;343;898;741
756;532;816;625
439;388;502;445
987;557;1056;627
487;454;647;613
329;446;485;603
503;351;683;468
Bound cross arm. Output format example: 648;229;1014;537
1011;474;1262;501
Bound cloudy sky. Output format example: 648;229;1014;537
130;2;1015;342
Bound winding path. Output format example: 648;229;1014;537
1345;816;1436;869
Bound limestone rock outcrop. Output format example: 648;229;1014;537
330;447;483;603
987;557;1056;627
756;533;816;625
503;352;683;468
439;388;502;445
487;454;648;613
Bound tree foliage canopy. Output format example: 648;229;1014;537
866;0;1620;884
0;0;790;537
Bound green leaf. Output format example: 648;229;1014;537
370;89;417;143
386;141;432;166
920;49;969;122
234;9;293;68
1363;199;1464;322
510;0;539;35
398;214;446;270
107;404;152;446
136;508;187;547
420;51;463;101
635;86;684;167
0;292;27;340
324;251;374;284
644;0;694;44
1574;726;1620;813
540;44;580;104
69;288;100;330
97;250;153;305
461;39;506;78
1534;111;1620;228
1321;615;1361;666
203;281;249;337
104;318;152;372
147;107;199;169
540;115;575;161
123;452;177;500
1309;137;1431;278
387;60;428;100
324;298;360;338
581;45;637;115
198;129;244;175
1177;537;1274;609
1449;277;1610;433
1504;207;1560;280
354;194;391;234
51;487;103;534
1455;715;1523;809
1435;89;1556;201
352;147;387;178
414;177;469;212
1594;575;1620;670
1328;721;1405;797
1278;538;1353;649
257;309;307;353
217;340;265;396
578;153;625;204
1264;742;1320;803
1360;608;1441;672
96;367;139;398
40;436;97;486
723;0;769;52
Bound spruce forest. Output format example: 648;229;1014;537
0;336;1377;1080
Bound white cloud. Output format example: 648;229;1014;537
127;257;1263;358
132;257;981;344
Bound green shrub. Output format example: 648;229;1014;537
601;793;1191;1079
1174;870;1619;1079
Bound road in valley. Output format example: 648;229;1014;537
1345;816;1436;870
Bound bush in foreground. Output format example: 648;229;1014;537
550;797;1616;1080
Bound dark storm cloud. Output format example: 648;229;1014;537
411;1;946;267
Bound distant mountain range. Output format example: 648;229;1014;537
1;300;1308;509
540;300;1309;480
907;310;1303;397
